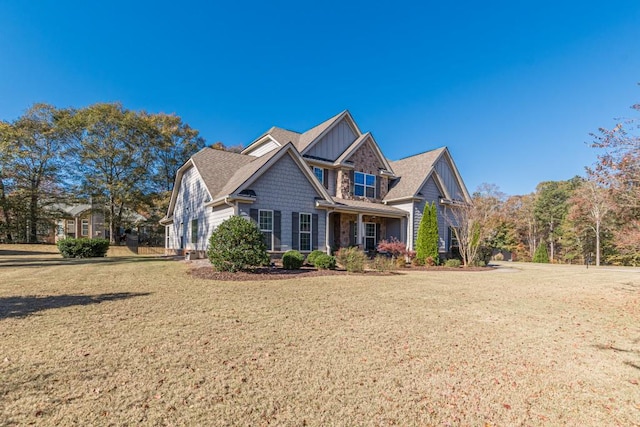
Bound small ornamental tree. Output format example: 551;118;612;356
207;216;269;272
416;202;439;263
533;243;550;263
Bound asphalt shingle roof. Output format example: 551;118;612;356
384;147;446;201
190;145;285;200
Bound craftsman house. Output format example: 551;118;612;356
161;111;471;258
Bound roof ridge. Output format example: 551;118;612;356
392;146;446;162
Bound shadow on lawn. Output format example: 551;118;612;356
594;343;640;371
0;256;174;269
0;292;152;320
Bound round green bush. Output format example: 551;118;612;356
57;237;109;258
207;216;269;272
306;250;325;266
282;250;305;270
313;253;336;270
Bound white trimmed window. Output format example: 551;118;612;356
81;219;89;236
364;222;377;251
259;210;274;250
299;213;312;252
354;172;376;198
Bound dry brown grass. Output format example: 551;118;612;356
1;245;640;426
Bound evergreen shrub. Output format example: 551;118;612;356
533;244;550;263
207;216;269;272
313;253;336;270
282;250;305;270
57;238;110;258
306;250;325;266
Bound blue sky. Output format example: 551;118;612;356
1;1;639;195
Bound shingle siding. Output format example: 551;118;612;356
237;153;326;252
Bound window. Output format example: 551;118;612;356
364;222;377;251
299;213;312;251
166;226;170;248
81;219;89;236
66;220;75;234
191;219;198;244
354;172;376;198
449;227;459;249
57;220;64;236
313;167;324;183
259;210;274;250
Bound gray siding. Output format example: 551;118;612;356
306;119;357;161
169;166;213;252
413;176;447;252
435;156;465;200
238;153;326;252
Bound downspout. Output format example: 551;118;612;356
325;210;332;254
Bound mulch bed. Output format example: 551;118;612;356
188;263;493;281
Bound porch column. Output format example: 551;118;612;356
357;213;363;247
325;211;331;253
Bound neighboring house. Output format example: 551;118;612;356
48;203;146;243
161;111;471;258
48;204;106;243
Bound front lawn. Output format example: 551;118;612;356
1;246;639;425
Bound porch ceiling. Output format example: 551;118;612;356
328;198;408;218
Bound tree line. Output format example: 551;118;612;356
0;102;239;244
459;99;640;266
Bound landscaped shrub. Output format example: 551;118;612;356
412;256;425;267
493;252;504;261
425;256;437;267
313;253;336;270
444;258;461;268
335;247;366;273
282;250;305;270
370;255;396;272
377;237;406;258
533;243;549;263
207;216;269;272
57;238;110;258
306;250;325;266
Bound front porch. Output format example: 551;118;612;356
324;199;408;253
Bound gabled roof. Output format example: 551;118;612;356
384;147;448;202
191;147;255;199
165;144;334;219
50;203;92;217
241;126;301;155
334;132;395;173
298;110;362;155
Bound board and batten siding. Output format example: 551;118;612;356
169;166;213;253
305;120;357;161
237;153;326;252
435;156;465;200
